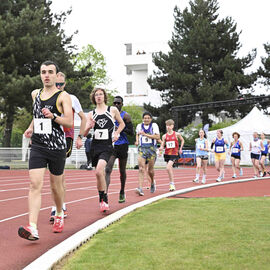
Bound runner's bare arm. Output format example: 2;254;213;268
112;107;125;142
76;111;87;149
159;134;166;150
123;113;134;136
176;132;184;154
84;111;94;137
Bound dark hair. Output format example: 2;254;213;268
40;60;59;73
142;111;152;118
90;87;108;105
232;132;240;138
114;95;123;102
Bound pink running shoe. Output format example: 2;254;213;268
53;215;64;233
18;225;39;241
100;200;109;212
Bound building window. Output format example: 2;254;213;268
125;43;132;55
126;82;132;94
126;67;132;75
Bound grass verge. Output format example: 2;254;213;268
57;197;270;270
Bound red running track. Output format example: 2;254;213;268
0;166;269;270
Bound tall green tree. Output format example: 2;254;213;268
147;0;256;130
62;44;112;111
0;0;75;146
72;44;110;88
258;43;270;90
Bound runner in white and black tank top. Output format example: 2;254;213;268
92;106;115;146
31;89;66;150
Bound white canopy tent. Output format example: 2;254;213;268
207;106;270;165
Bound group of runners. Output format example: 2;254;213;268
18;60;186;242
194;129;270;183
17;60;270;242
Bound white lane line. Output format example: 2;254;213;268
22;176;265;270
0;175;265;223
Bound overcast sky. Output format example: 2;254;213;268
51;0;270;92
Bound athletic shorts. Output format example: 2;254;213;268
138;145;157;162
261;153;267;157
231;154;240;160
164;154;179;163
29;145;66;175
66;137;73;158
196;155;208;160
215;152;226;161
251;153;260;160
90;144;113;167
112;143;129;160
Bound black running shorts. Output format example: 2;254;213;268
112;144;129;160
29;145;66;175
164;154;179;163
90;144;113;167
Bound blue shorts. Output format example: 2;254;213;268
138;145;157;162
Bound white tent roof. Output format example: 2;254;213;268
208;106;270;136
207;106;270;165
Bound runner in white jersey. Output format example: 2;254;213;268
49;72;86;223
249;132;264;178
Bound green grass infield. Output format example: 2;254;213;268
56;197;270;270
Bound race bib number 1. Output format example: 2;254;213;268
166;141;175;149
34;118;52;134
95;129;109;140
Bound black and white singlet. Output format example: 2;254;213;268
92;106;115;146
31;89;66;150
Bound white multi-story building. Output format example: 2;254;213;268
122;42;169;107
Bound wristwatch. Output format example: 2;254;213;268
52;113;58;121
78;134;83;139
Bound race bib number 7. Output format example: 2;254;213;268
95;129;109;140
34;118;52;134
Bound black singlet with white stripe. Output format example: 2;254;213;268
92;106;115;146
31;89;66;150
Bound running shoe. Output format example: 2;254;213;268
259;171;263;177
216;177;222;182
119;192;126;203
232;174;237;179
63;208;68;218
100;200;110;212
193;177;199;183
53;215;64;233
135;187;144;196
49;209;56;224
169;183;176;191
18;225;39;241
254;175;258;179
201;177;206;184
239;168;243;176
150;181;156;193
263;172;267;177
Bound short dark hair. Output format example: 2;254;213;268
142;111;152;118
114;95;123;102
40;60;59;73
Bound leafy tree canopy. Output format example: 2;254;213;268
147;0;257;132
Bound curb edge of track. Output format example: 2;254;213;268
23;176;269;270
